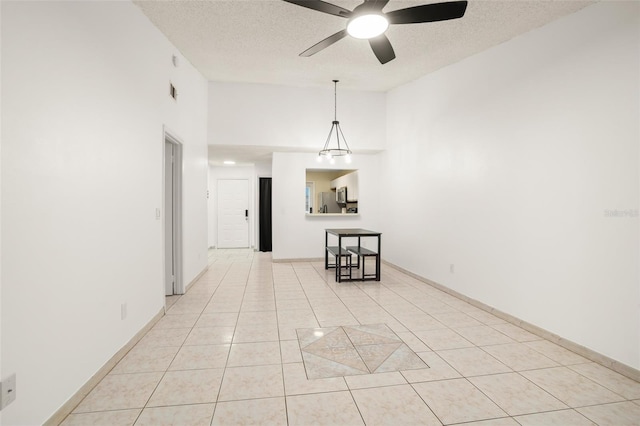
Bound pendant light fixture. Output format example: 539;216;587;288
318;80;352;164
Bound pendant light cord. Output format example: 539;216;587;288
333;79;338;122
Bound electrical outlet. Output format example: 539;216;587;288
0;373;16;410
450;264;455;273
121;303;127;320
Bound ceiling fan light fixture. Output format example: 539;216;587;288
284;0;469;64
347;13;389;39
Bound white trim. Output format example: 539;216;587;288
274;255;640;382
184;265;208;294
163;126;184;295
256;175;271;252
44;308;165;426
382;260;640;383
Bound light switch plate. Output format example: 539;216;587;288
0;373;16;410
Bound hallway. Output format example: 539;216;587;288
61;250;640;425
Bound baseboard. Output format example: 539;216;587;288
44;308;165;426
273;257;324;263
184;265;209;294
383;260;640;383
271;253;638;381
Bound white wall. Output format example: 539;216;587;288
0;2;3;423
177;97;210;287
207;81;386;258
208;81;386;151
1;1;208;424
381;1;639;369
272;152;381;260
255;160;273;179
208;165;257;249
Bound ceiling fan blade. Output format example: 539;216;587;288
300;29;348;57
282;0;352;18
369;34;396;64
386;1;467;25
364;0;390;11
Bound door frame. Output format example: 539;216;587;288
163;127;184;295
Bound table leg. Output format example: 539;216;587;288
324;231;329;270
337;236;342;282
376;235;381;281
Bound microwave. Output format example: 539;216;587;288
336;187;347;204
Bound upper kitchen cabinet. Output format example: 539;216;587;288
330;171;358;202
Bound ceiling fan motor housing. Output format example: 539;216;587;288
283;0;468;64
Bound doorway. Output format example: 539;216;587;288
217;179;249;248
164;132;183;296
259;177;272;252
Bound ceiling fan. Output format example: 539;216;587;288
282;0;468;64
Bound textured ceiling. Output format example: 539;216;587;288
134;0;593;92
134;0;593;165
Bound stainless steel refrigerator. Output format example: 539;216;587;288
318;192;341;213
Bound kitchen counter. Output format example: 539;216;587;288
306;213;359;217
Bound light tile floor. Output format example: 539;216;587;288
297;324;427;379
62;249;640;425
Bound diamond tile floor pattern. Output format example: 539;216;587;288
297;324;427;379
61;249;640;425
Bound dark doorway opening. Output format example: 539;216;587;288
259;177;272;252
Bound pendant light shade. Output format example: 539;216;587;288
318;80;352;163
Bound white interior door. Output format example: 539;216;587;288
217;179;249;248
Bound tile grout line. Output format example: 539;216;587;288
272;261;291;426
211;253;255;419
63;251;640;425
158;252;233;422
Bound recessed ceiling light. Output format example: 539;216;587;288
223;160;236;165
